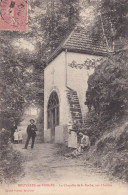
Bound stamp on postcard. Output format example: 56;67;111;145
0;0;27;30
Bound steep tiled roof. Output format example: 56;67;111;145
47;26;109;64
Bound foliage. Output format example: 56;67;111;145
98;0;128;40
0;129;23;183
85;52;128;115
83;50;128;182
82;49;128;145
0;36;24;122
68;58;103;70
41;0;80;53
83;109;121;145
85;122;128;182
0;0;81;125
0;30;45;125
82;1;128;180
90;0;128;49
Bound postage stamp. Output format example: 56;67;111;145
0;0;27;31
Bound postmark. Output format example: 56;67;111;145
0;0;27;30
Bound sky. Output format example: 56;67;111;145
12;38;36;52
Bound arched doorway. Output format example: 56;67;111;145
47;91;59;142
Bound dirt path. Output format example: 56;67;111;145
14;143;110;184
16;115;109;184
2;143;128;195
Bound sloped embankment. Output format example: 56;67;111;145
86;122;128;183
0;132;24;184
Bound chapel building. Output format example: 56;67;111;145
44;26;108;148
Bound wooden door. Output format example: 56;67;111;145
51;108;55;142
47;91;59;143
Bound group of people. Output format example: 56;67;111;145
10;118;90;153
11;123;23;144
11;119;37;148
64;131;90;158
13;129;23;144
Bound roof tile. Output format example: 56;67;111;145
47;26;110;64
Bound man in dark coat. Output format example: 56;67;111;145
24;119;37;149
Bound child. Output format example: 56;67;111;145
18;129;23;144
14;129;19;144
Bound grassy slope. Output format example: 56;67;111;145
85;121;128;183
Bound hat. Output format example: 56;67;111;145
30;119;35;123
78;132;84;136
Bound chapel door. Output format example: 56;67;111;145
51;108;55;142
47;91;59;143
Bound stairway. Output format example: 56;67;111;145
66;87;82;128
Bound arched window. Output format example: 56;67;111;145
47;91;59;129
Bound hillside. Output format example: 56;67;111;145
84;119;128;183
82;50;128;183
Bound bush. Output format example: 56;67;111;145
84;52;128;144
86;52;128;115
0;129;23;183
83;52;128;182
83;110;121;145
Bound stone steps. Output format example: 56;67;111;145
66;87;83;127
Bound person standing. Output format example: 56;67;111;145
24;119;37;149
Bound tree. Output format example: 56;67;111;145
92;0;128;50
41;0;80;53
100;0;128;38
0;30;44;125
85;0;128;114
0;0;81;126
